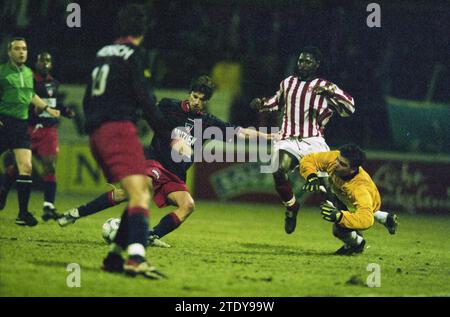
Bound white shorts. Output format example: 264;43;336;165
270;136;330;170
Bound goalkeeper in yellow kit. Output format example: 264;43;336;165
300;144;397;255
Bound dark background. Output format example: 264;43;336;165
1;0;449;152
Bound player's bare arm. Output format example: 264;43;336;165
237;127;273;140
31;94;60;118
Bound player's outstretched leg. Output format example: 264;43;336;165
332;224;366;255
147;191;195;248
58;189;125;226
121;175;166;279
374;210;399;235
272;150;300;234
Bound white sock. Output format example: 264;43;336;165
355;233;364;245
127;243;145;257
374;211;389;224
343;231;363;246
43;201;55;209
283;195;297;208
69;208;80;218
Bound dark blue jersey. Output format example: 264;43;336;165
28;73;68;127
146;98;239;182
83;40;164;134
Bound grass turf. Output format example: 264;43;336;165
0;192;449;297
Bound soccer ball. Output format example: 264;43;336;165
102;218;120;244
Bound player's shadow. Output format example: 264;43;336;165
33;238;102;247
0;236;102;247
0;236;19;242
0;236;104;249
230;242;332;257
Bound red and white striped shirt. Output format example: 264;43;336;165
262;76;355;140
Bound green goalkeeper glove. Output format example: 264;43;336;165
302;173;321;192
320;200;343;223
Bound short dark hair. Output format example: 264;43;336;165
118;4;148;37
190;75;216;100
300;46;322;64
8;37;26;50
339;144;366;169
37;52;52;60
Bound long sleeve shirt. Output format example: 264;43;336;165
300;151;381;230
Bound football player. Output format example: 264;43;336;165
0;38;60;226
59;75;273;248
81;4;171;279
0;52;75;221
300;144;398;255
249;46;356;235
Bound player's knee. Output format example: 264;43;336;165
125;178;149;195
332;225;340;238
332;224;349;239
127;187;150;207
179;198;195;219
279;162;292;174
184;200;195;214
278;151;296;173
282;165;292;175
140;189;151;205
17;162;32;175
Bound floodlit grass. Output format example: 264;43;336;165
1;192;449;297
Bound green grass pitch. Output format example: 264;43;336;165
1;192;449;297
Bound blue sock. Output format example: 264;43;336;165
127;207;150;247
16;175;32;216
43;180;56;204
78;191;116;217
151;212;181;238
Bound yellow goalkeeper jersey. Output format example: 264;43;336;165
300;151;381;230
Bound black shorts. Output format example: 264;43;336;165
0;115;31;154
